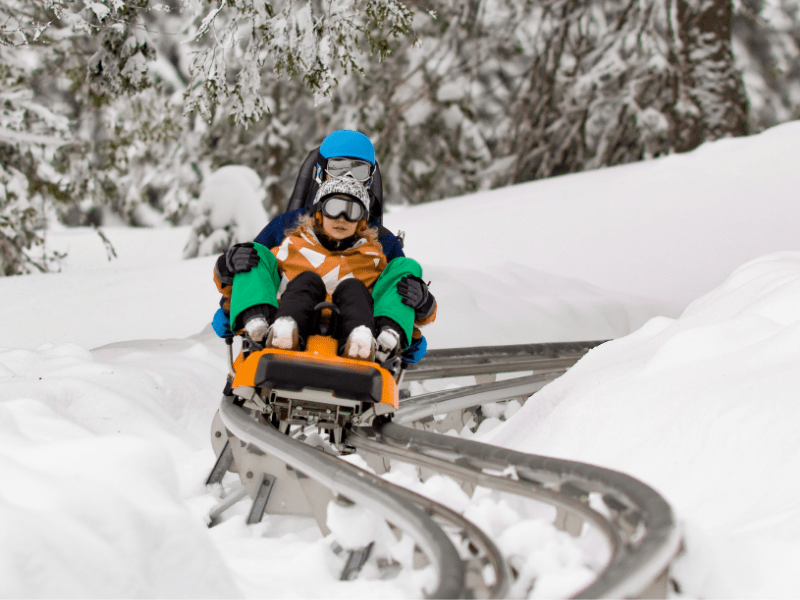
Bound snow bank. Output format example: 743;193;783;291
0;230;220;350
2;121;799;598
0;342;238;597
484;251;800;597
421;263;665;347
0;229;659;351
388;121;800;313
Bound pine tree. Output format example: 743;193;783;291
732;0;800;131
673;0;749;150
0;0;415;272
1;0;795;272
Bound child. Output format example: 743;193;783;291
212;129;435;363
228;177;435;362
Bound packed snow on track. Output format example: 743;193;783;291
1;121;799;597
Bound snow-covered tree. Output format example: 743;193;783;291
0;0;415;273
182;0;414;126
1;0;73;273
182;165;269;258
674;0;749;149
1;0;178;272
358;0;752;198
301;0;756;204
2;0;796;272
732;0;800;131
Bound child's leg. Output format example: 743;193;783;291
372;257;422;349
275;271;327;344
332;278;375;351
230;243;280;331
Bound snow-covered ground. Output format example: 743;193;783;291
1;121;799;597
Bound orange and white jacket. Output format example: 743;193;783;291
272;226;387;300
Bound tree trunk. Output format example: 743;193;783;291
673;0;749;151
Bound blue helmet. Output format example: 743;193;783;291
319;130;375;165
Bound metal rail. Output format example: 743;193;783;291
219;396;467;598
351;464;513;599
404;341;607;380
370;422;682;599
394;342;680;597
395;371;564;424
214;341;681;598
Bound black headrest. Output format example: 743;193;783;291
285;147;384;225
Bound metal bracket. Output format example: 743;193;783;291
352;401;394;426
340;542;375;581
246;473;277;524
208;485;249;527
206;440;234;485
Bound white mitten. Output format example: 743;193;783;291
269;316;299;350
245;317;269;342
375;328;400;363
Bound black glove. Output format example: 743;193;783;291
397;275;428;309
225;242;260;274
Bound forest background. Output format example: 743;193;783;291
1;0;799;276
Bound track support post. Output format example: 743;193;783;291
340;542;375;581
206;440;234;485
247;473;277;524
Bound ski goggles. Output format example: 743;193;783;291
325;157;373;182
320;194;366;222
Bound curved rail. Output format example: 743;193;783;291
394;342;680;597
357;468;513;599
395;372;562;424
215;341;681;598
405;341;607;380
370;422;682;599
219;396;467;598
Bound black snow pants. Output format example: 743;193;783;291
276;271;374;349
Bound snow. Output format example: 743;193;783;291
0;341;237;597
388;121;800;314
5;226;220;350
1;120;800;597
199;167;267;237
482;250;800;597
184;166;270;258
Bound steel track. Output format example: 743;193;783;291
215;340;681;598
219;396;503;599
394;341;681;597
396;341;606;425
404;341;607;380
352;423;681;598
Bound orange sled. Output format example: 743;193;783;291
229;333;398;451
